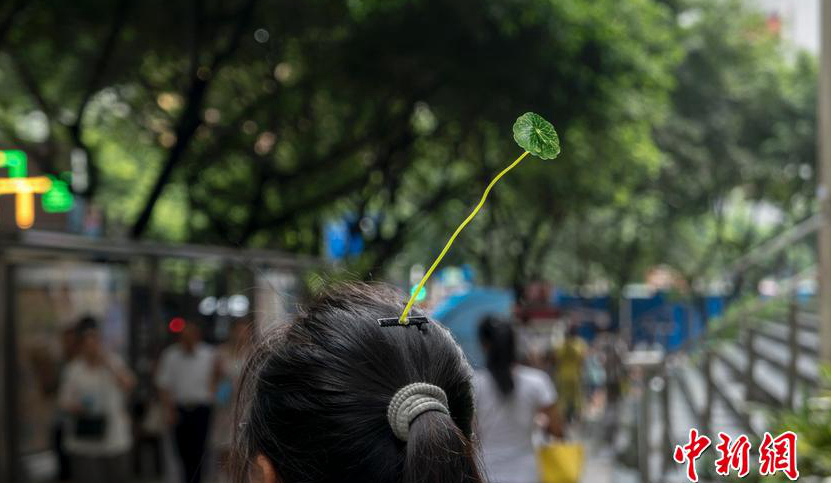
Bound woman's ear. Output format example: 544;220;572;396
253;454;279;483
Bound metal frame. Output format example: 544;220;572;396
1;260;19;483
0;230;317;268
820;0;831;369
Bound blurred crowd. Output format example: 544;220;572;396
44;297;627;483
50;316;254;483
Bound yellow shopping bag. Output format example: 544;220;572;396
538;442;585;483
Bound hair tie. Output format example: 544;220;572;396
387;382;450;441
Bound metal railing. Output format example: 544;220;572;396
627;215;822;483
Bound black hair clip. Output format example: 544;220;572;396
377;316;430;332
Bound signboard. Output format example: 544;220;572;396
323;217;364;260
0;150;74;229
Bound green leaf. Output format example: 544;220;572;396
512;112;560;160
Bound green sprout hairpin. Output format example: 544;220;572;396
384;112;560;327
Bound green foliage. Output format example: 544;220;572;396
539;0;817;293
695;295;788;351
766;367;831;479
648;0;817;280
0;0;678;274
0;0;814;292
512;112;560;160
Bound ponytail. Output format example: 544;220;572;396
404;411;482;483
478;316;516;396
230;283;483;483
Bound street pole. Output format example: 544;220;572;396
819;0;831;367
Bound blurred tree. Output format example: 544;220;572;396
535;0;818;298
0;0;810;297
0;0;679;284
655;0;816;293
350;0;680;292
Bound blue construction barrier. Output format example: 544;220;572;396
556;290;725;351
552;291;612;342
433;287;727;360
628;293;724;351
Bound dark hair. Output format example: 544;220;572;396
75;315;99;335
567;324;580;338
478;316;516;396
231;283;483;483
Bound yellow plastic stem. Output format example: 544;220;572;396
399;150;531;323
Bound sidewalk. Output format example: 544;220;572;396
577;400;640;483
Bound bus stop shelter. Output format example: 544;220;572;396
0;230;316;482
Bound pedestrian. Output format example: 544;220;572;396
554;325;586;422
156;321;220;483
58;316;136;483
473;316;564;483
582;344;607;416
229;283;484;483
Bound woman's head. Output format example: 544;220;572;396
179;320;202;349
478;316;516;396
232;283;482;483
75;316;102;361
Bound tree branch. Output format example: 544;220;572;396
130;0;258;239
7;54;60;173
9;54;55;117
0;0;29;50
255;128;417;233
71;0;134;196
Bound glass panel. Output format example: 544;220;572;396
255;269;302;329
0;265;7;482
14;262;129;479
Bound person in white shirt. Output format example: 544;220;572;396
473;316;564;483
156;321;220;483
58;317;136;483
